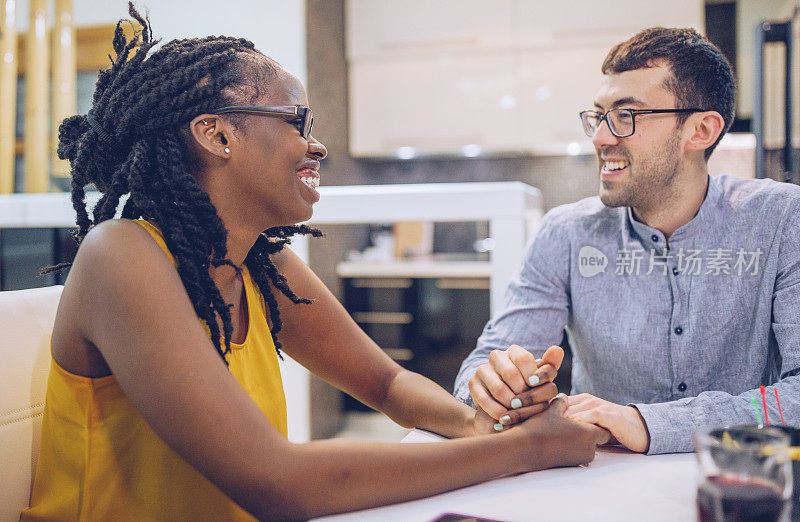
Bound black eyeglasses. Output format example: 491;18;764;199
579;108;706;138
215;105;314;139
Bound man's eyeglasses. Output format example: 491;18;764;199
215;105;314;139
579;108;705;138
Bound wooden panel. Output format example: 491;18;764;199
12;21;140;191
74;23;139;72
24;0;49;193
0;0;19;193
51;0;76;179
16;22;140;75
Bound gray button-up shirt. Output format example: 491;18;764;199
454;174;800;454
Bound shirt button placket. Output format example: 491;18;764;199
667;237;691;400
668;260;687;398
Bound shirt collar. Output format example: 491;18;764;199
625;175;720;247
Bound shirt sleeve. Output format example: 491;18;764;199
636;199;800;454
453;210;572;405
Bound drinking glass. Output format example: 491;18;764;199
693;425;793;522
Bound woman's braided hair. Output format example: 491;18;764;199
50;3;322;362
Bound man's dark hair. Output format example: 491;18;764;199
48;2;321;362
602;27;735;159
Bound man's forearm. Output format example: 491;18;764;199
636;374;800;454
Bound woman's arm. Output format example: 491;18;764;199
63;221;603;520
267;248;557;438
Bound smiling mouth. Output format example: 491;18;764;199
601;159;629;175
297;168;320;189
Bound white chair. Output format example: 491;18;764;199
0;285;63;522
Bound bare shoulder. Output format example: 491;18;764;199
56;216;239;408
67;218;189;320
65;218;179;315
53;219;182;376
74;218;162;268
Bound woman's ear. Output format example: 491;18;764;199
189;115;230;159
684;111;725;155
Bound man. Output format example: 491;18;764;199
454;27;800;454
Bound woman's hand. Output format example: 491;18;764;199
468;345;564;427
513;396;612;471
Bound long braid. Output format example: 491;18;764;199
245;226;324;357
51;2;318;363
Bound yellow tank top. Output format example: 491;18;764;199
22;220;287;521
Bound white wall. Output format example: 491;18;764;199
14;0;307;83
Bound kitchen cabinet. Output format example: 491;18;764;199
346;0;703;158
339;260;491;408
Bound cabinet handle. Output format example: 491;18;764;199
350;278;413;288
353;311;413;324
436;278;490;290
383;348;414;361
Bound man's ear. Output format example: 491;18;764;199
684;111;725;154
188;115;230;159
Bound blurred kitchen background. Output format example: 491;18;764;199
1;0;798;439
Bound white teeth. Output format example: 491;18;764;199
300;175;320;189
605;160;629;171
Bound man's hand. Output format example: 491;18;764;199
564;393;650;453
468;345;563;423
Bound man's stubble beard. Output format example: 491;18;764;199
599;132;682;210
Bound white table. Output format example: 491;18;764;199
315;430;698;522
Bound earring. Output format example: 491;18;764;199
224;147;230;154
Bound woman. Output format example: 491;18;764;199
22;4;608;520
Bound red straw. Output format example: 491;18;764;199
774;387;786;426
760;385;770;426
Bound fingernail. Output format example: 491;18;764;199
511;398;522;409
555;392;566;399
528;375;540;386
494;423;504;431
535;358;542;365
500;415;511;425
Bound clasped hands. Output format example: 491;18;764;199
468;345;649;453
